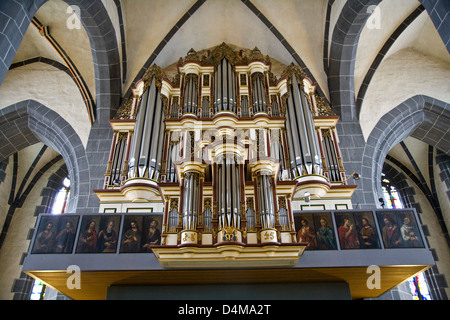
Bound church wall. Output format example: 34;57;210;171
0;147;63;300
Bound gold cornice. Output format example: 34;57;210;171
177;43;272;69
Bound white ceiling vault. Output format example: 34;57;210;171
0;0;449;144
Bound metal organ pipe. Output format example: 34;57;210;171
140;80;157;177
187;173;192;229
226;156;231;226
217;163;222;228
127;76;166;181
154;106;165;180
128;87;147;178
285;74;322;178
299;85;322;175
214;58;236;114
182;174;188;228
304;97;322;175
324;134;339;181
257;173;275;229
149;86;163;179
286;82;303;177
252;73;267;113
257;176;264;228
182;75;198;114
217;154;241;229
182;172;200;231
234;162;240;228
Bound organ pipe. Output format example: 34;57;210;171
257;174;275;229
323;133;340;181
214;58;237;113
128;76;165;181
183;74;198;114
217;154;241;229
285;74;322;178
252;72;267;113
110;135;126;184
182;172;200;230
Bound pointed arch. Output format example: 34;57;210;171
0;100;90;212
361;95;450;207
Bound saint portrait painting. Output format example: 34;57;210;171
294;212;337;250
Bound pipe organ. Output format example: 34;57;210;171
25;43;433;300
97;43;357;267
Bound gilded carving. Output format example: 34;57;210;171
142;64;167;90
114;98;133;119
315;93;333;116
281;63;306;86
176;43;271;68
117;132;128;142
278;196;287;210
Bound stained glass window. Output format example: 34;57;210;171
51;177;70;214
381;174;403;209
29;280;46;300
408;273;432;300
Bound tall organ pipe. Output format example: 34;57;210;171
252;72;267;113
217;154;241;229
128;86;148;178
214;58;236;114
183;75;198;114
258;174;275;229
128;76;166;181
300;86;322;175
285;74;322;178
182;172;199;230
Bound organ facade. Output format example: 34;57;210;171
95;44;356;264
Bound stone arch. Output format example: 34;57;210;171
0;100;90;212
362;95;450;207
328;0;382;120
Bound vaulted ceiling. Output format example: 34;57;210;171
0;0;449;146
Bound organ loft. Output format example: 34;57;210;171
23;44;433;300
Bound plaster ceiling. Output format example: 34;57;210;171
354;0;421;97
18;0;96;102
12;20;64;65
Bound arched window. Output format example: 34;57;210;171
381;174;403;209
51;177;70;214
